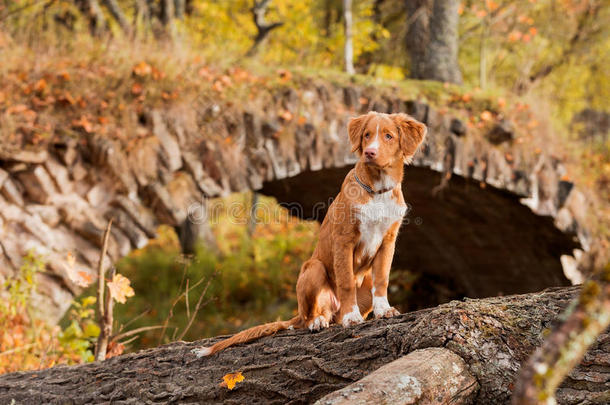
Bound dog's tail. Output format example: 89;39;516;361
193;316;302;357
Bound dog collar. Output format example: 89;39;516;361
353;173;394;195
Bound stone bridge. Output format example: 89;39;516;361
0;82;589;322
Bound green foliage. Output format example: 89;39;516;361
2;251;44;316
59;296;99;363
0;253;99;373
113;194;317;348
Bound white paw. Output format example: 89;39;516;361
373;295;400;319
308;315;329;331
341;305;365;327
191;347;211;357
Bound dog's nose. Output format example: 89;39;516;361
364;148;377;159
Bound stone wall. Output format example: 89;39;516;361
0;82;590;322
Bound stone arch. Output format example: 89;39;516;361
0;83;589;322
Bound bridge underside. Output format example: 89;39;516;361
261;166;579;311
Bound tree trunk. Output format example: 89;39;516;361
247;0;284;56
174;0;185;19
405;0;463;84
160;0;174;26
101;0;131;35
0;287;607;404
343;0;355;74
75;0;108;37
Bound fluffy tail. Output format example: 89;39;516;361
193;316;302;357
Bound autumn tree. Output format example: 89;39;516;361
405;0;463;84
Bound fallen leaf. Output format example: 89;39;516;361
34;79;47;93
480;110;493;121
279;110;293;122
106;341;125;358
277;69;292;82
64;260;93;288
72;116;93;133
131;83;143;96
133;61;152;77
58;71;71;82
222;372;245;390
107;273;135;304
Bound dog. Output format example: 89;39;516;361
194;112;426;356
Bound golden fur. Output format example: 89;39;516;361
195;112;426;356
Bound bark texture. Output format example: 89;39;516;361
314;347;478;404
0;287;608;404
405;0;463;84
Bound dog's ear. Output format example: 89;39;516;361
391;113;427;163
347;114;368;155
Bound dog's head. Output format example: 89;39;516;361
348;112;427;167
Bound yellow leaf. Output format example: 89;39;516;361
107;274;135;304
480;110;493;121
223;372;245;390
66;252;76;267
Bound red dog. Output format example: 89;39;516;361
194;112;426;356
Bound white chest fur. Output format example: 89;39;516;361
355;191;406;258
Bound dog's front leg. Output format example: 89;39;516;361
371;223;401;319
334;242;364;327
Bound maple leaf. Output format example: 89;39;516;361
222;372;245;390
107;274;135;304
106;341;125;359
64;255;93;288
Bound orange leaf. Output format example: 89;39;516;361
277;69;292;82
64;259;93;288
131;82;143;96
508;30;522;42
106;341;125;359
34;79;47;93
279;110;293;122
6;104;28;115
58;71;71;82
71;116;93;133
132;61;152;77
222;372;245;390
107;274;135;304
480;110;493;121
212;80;224;92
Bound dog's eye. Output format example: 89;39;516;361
385;133;393;140
364;132;370;139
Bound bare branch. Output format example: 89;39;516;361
246;0;284;56
94;219;113;362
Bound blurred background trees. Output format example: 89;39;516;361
0;1;609;395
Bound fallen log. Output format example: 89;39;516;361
0;286;608;404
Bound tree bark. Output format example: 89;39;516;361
0;287;607;404
343;0;355;74
247;0;284;56
405;0;463;84
101;0;131;35
75;0;108;37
